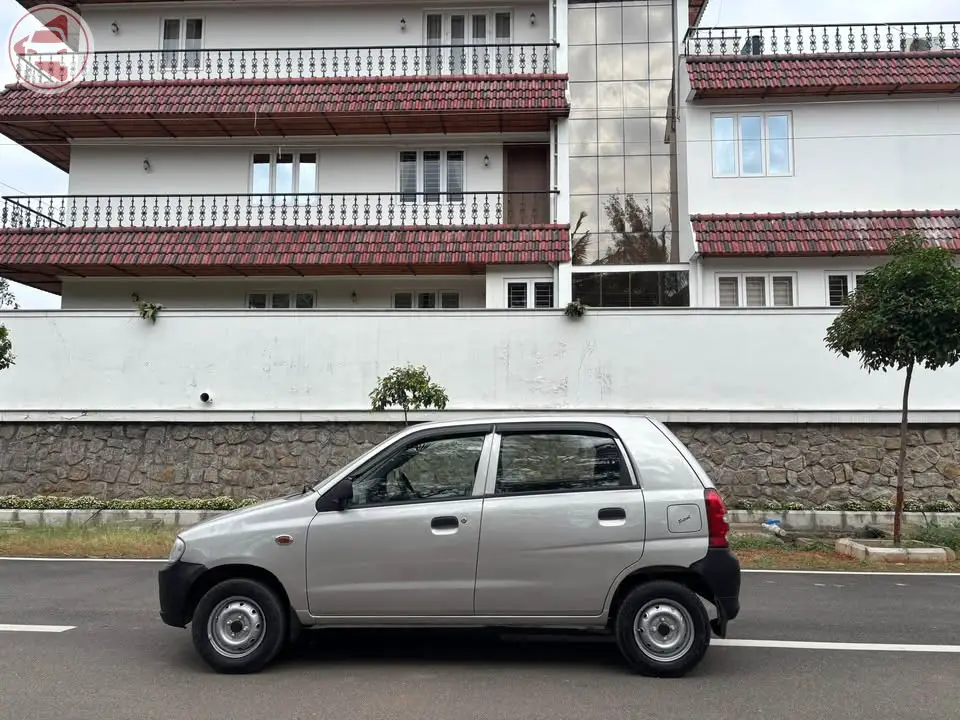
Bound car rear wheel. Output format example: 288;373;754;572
191;578;288;674
614;579;710;678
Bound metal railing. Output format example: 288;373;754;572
1;192;559;230
13;43;558;84
684;22;960;57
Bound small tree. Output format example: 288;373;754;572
0;278;16;371
825;232;960;543
369;364;449;426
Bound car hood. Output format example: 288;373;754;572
178;492;313;539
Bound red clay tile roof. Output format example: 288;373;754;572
686;52;960;98
0;226;571;292
692;210;960;257
689;0;709;27
0;75;569;116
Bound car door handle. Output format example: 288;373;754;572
598;507;626;521
431;516;460;530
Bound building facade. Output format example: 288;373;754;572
1;0;960;508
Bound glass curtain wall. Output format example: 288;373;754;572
567;0;689;307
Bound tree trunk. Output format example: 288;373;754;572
893;362;914;545
402;407;408;427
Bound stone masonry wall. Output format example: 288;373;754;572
0;422;958;506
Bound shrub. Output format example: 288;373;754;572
0;496;261;511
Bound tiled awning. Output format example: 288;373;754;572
0;226;571;294
0;75;569;170
685;53;960;98
692;210;960;257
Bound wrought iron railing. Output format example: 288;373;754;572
13;43;558;84
1;192;558;230
684;22;960;56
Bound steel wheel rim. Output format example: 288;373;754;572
632;599;695;663
207;596;266;659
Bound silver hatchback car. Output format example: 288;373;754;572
159;415;740;676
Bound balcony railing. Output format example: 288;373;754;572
684;22;960;57
13;43;558;85
1;192;558;230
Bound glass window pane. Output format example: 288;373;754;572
423;151;442;201
648;43;674;80
766;114;792;175
772;277;794;306
162;19;180;59
718;277;739;307
399;151;418;201
247;293;266;309
739;115;764;175
572;272;602;305
568;46;597;82
426;15;442;40
297;153;317;193
568;7;596;46
275;153;294;193
506;282;527;308
418;292;437;308
495;433;629;495
596;6;622;45
828;275;849;306
745;276;766;306
295;293;315;309
185;19;203;41
393;292;413;308
440;292;460;309
495;13;511;41
621;44;650;81
712;117;736;176
472;14;487;43
252;153;271;193
596;44;622;81
271;293;291;309
162;19;180;42
622;4;648;43
647;4;673;43
533;282;554;308
446;151;464;200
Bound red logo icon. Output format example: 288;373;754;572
7;4;94;94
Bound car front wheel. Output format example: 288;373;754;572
191;578;288;674
614;579;711;678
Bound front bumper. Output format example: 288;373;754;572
158;561;207;627
689;547;741;636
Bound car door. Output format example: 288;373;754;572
305;425;494;618
473;422;646;618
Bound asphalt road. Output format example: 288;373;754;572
1;561;959;720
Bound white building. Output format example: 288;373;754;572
1;1;959;506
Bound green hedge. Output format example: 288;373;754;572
0;495;261;511
729;499;959;513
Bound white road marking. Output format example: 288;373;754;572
715;639;960;653
0;557;165;563
743;569;959;577
0;624;75;633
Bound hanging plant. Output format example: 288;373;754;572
132;293;163;323
564;300;586;319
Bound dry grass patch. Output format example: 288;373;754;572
0;525;177;559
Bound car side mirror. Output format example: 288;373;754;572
315;477;354;512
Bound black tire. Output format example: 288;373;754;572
613;579;710;678
191;578;289;674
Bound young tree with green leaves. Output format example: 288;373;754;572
824;232;960;543
369;364;449;426
0;278;16;371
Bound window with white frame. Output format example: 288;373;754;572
393;291;461;309
826;272;867;306
161;17;203;67
251;152;318;194
425;11;513;73
247;291;316;309
399;150;464;203
717;273;795;307
711;112;793;178
506;280;555;309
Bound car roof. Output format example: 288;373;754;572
398;414;656;433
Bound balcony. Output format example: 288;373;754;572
0;192;568;290
2;192;557;230
14;43;558;84
683;22;960;99
684;22;960;56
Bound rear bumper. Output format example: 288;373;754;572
158;561;207;628
689;547;741;635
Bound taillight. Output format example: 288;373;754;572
705;488;729;548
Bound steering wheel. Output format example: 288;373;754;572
397;470;417;499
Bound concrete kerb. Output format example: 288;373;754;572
1;508;958;530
